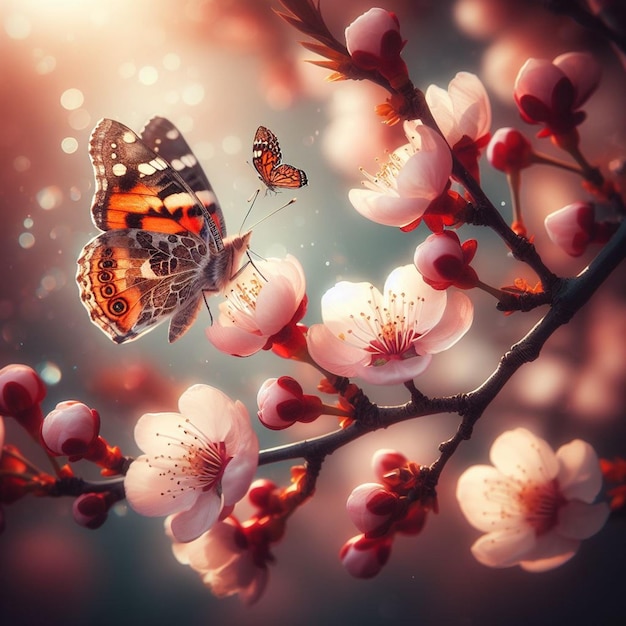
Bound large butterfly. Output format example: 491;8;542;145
77;117;251;344
252;125;308;192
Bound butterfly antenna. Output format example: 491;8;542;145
238;188;260;234
246;197;297;232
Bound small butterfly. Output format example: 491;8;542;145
252;125;308;192
77;117;251;344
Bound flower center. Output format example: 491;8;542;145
155;419;233;498
518;478;567;536
224;271;265;322
361;144;412;193
343;285;424;366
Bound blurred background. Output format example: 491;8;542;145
1;0;625;624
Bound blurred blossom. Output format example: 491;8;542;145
205;255;307;358
306;264;474;385
124;385;258;543
423;71;492;181
514;52;601;139
544;202;596;257
348;125;452;229
170;517;269;605
457;428;609;571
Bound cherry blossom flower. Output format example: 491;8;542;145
487;127;534;173
171;516;269;604
340;534;393;579
456;428;610;572
41;401;100;457
344;8;409;90
346;483;399;535
256;376;323;430
514;52;601;139
348;125;453;230
413;230;479;290
422;71;492;181
124;384;259;543
306;264;474;385
205;255;307;358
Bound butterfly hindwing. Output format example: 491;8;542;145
77;228;209;343
252;125;308;192
89;118;217;245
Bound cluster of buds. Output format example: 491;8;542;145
340;450;436;578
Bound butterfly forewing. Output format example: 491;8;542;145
252;125;308;192
140;117;227;240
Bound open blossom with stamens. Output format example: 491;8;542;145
306;264;473;385
421;71;491;182
348;125;453;230
124;384;259;543
456;428;609;572
206;255;307;358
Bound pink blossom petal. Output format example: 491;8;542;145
125;456;197;516
424;85;455;139
221;426;259;506
206;321;267;357
456;465;520;532
178;384;234;441
132;412;184;455
255;275;300;334
415;290;473;353
470;526;536;568
557;500;609;540
383;265;447;330
553;52;601;107
306;324;370;378
447;71;492;141
489;428;559;482
348;188;431;228
354;353;433;385
169;490;223;543
518;532;578;572
556;439;603;502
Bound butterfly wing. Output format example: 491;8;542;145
140;116;227;239
89;118;222;250
77;229;211;343
252;125;308;191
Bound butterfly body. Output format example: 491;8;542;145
77;117;250;343
252;125;308;192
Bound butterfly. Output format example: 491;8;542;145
76;117;251;344
252;125;308;192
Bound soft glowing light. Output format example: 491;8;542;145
36;186;63;210
68;109;91;130
14;156;31;172
37;361;62;385
33;49;56;75
4;14;31;39
61;137;79;154
163;52;181;71
138;65;159;85
24;217;34;228
222;135;242;155
119;62;136;79
182;83;205;106
19;233;36;249
60;88;84;110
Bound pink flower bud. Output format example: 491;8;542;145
340;534;392;579
72;493;110;529
0;364;45;416
414;231;479;290
347;483;399;535
372;449;407;481
256;376;323;430
345;8;409;89
487;127;534;173
41;401;100;457
247;478;278;512
544;202;595;257
0;364;46;440
514;53;601;138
